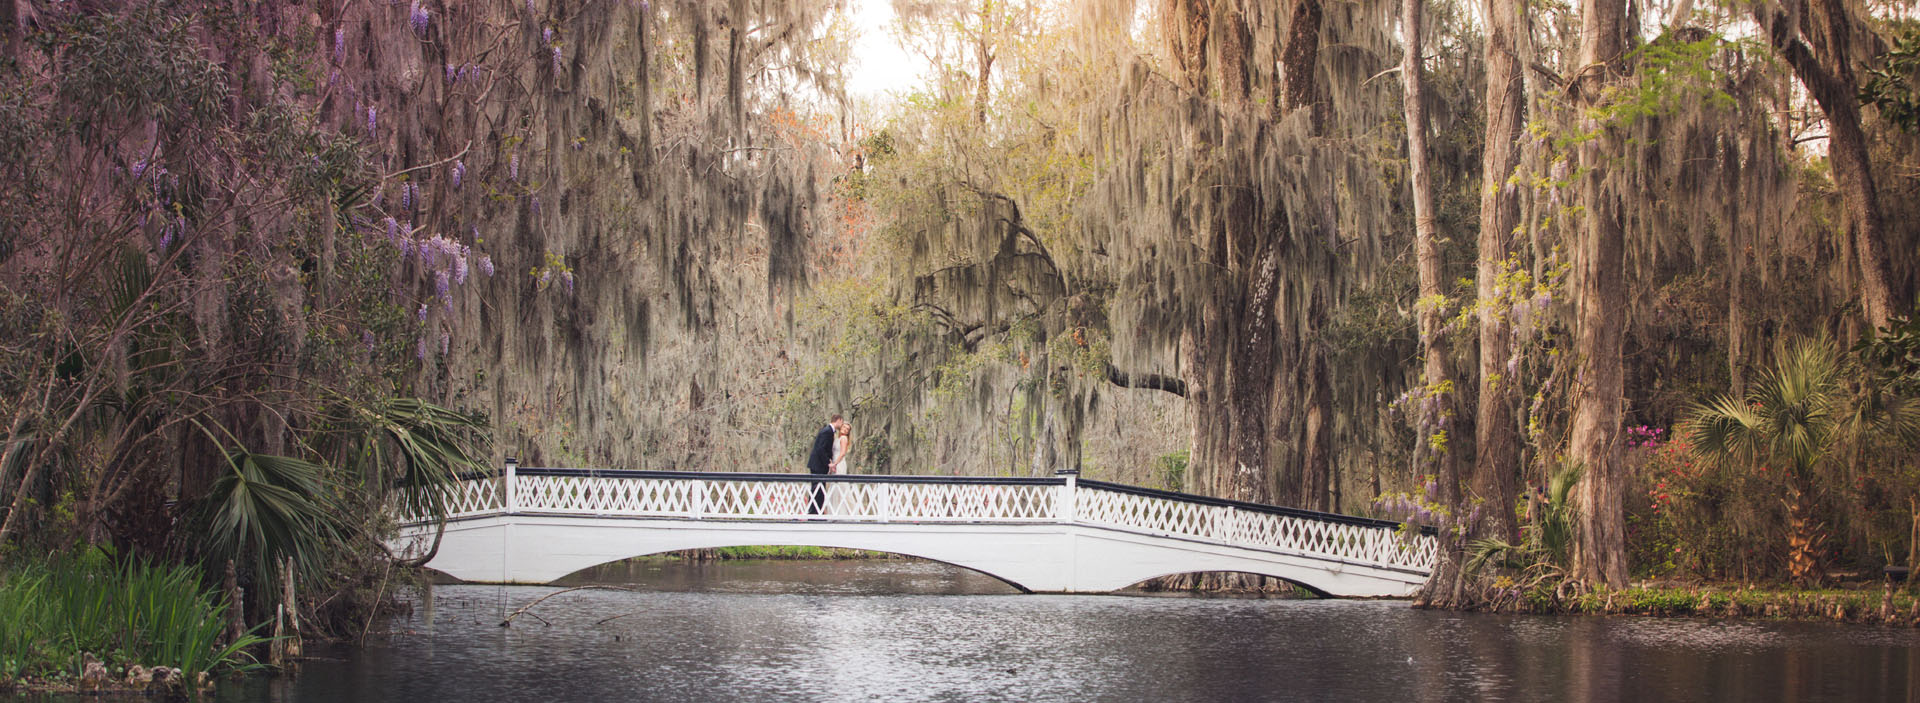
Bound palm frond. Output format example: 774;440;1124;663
355;398;491;519
201;451;348;584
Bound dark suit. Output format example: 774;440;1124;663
806;424;835;474
805;424;835;513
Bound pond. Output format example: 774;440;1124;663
49;559;1920;702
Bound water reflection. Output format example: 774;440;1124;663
186;559;1920;702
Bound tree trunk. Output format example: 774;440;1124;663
1473;0;1528;544
1164;0;1325;508
1569;0;1630;588
1784;476;1826;586
972;1;995;125
1403;0;1468;606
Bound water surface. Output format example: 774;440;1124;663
183;559;1920;702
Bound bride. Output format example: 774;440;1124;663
829;423;852;474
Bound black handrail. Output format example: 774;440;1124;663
448;467;1431;535
1076;479;1437;535
511;467;1068;486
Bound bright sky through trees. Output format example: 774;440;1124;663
846;0;931;99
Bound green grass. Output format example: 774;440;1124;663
1523;583;1920;624
0;550;267;688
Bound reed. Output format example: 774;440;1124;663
0;551;267;687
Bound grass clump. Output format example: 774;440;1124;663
0;549;266;690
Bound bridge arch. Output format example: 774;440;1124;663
1115;570;1332;598
536;541;1039;593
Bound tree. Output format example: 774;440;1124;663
1568;0;1631;588
1402;0;1471;607
1752;0;1901;330
1473;0;1531;543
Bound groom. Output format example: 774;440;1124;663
804;414;844;514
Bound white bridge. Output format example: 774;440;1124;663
392;465;1438;597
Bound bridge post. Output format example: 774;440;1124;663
877;483;892;523
692;479;706;519
503;457;518;513
1054;469;1078;524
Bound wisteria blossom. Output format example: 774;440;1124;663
409;3;431;36
333;28;345;62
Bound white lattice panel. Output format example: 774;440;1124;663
1075;486;1436;572
400;478;503;523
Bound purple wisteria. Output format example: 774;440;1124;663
551;46;564;77
393;231;493;362
451;160;466;189
365;106;378;138
509;153;520;182
333;28;345;62
409;3;431;37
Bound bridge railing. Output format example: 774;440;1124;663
401;464;1437;574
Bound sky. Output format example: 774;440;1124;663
844;0;932;101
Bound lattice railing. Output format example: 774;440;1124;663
506;470;1061;522
397;474;503;523
1073;482;1438;572
402;467;1436;573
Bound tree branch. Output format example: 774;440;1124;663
1105;362;1187;397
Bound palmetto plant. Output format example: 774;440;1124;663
1465;462;1580;585
1681;336;1904;585
355;397;492;516
201;450;350;586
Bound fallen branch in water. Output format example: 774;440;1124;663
595;611;643;626
498;586;638;627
